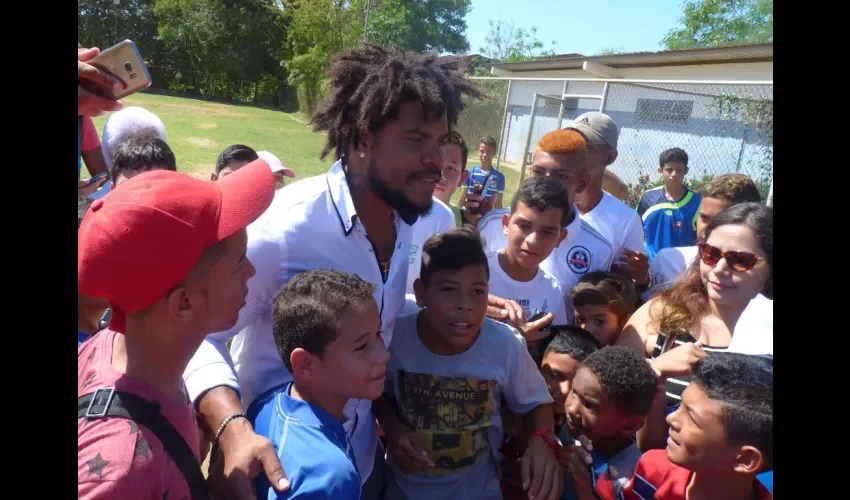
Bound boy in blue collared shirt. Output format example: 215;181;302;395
248;269;390;499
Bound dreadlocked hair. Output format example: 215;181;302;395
311;42;483;161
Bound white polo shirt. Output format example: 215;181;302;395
578;191;644;258
405;197;456;295
478;207;615;294
183;160;413;484
643;245;699;301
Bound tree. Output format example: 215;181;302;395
480;19;556;63
364;0;471;53
596;46;626;55
662;0;772;50
79;0;165;64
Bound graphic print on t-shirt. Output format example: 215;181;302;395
397;370;495;476
566;245;592;275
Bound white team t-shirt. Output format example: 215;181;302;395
486;250;570;326
478;207;615;295
405;197;456;295
578;191;644;258
729;294;773;356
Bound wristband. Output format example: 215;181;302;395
530;429;562;460
214;413;248;443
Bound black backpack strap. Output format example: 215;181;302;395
78;387;211;500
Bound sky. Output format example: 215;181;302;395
464;0;686;57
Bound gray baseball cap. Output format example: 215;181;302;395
567;112;619;150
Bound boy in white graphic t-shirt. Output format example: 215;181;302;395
486;176;571;354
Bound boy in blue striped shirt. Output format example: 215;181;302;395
249;270;390;499
636;148;701;260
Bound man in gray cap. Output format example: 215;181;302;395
567;112;651;288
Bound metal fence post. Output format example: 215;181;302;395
556;80;569;129
766;177;774;207
599;81;610;113
495;79;513;169
519;93;540;184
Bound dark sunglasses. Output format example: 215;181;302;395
698;242;764;272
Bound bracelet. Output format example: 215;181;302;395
214;413;248;443
530;429;562;460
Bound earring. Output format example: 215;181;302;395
359;151;365;158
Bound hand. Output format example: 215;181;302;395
78;176;109;198
651;341;706;378
208;418;290;500
78;47;124;117
557;434;593;470
613;249;650;285
486;294;523;323
515;313;554;345
563;444;596;500
521;434;563;500
385;423;435;475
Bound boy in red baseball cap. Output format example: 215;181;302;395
77;160;275;499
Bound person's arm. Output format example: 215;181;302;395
602;170;629;201
615;298;658;357
493;192;504;209
183;231;290;499
80;117;108;176
636;373;670;452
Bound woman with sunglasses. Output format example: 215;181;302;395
616;202;773;450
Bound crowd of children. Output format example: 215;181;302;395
78;41;773;500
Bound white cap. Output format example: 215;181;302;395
257;151;285;173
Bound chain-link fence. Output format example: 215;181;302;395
456;77;773;205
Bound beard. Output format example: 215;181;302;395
367;159;433;225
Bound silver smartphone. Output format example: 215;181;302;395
86;40;152;100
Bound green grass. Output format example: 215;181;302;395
90;92;523;201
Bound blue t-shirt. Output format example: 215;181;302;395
384;312;553;500
78;330;89;349
637;187;701;260
248;382;362;500
463;165;506;199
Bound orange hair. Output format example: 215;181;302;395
537;129;588;155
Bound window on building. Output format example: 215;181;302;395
636;98;694;125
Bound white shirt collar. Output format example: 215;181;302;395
326;159;358;235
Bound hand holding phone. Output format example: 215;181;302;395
78;48;125;116
80;40;152;101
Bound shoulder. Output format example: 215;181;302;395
276;430;360;499
639;186;663;203
78;418;173;499
493;168;507;179
626;449;685;497
537;267;564;294
480;318;526;350
429;197;455;226
604;193;642;219
480;208;510;229
389;312;421;348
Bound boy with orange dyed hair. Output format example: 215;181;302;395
479;129;616;298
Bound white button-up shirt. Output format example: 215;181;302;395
183;160;412;484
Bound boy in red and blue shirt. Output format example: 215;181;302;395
623;353;773;500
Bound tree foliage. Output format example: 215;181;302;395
662;0;773;50
480;19;557;63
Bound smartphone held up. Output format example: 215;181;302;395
79;40;152;101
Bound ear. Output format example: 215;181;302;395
166;285;195;324
684;166;690;174
557;228;568;247
210;172;218;181
458;170;469;187
619;415;645;437
606;149;619;167
360;129;374;155
733;446;766;475
657;166;664;174
290;347;317;380
413;278;426;307
501;213;510;234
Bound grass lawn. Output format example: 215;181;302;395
89;92;523;204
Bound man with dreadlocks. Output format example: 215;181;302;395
183;43;485;499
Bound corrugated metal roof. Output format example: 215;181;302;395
492;43;773;72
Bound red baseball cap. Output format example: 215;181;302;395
78;159;275;332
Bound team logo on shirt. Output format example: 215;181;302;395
567;246;591;274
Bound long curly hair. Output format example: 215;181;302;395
654;203;773;334
311;42;482;161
